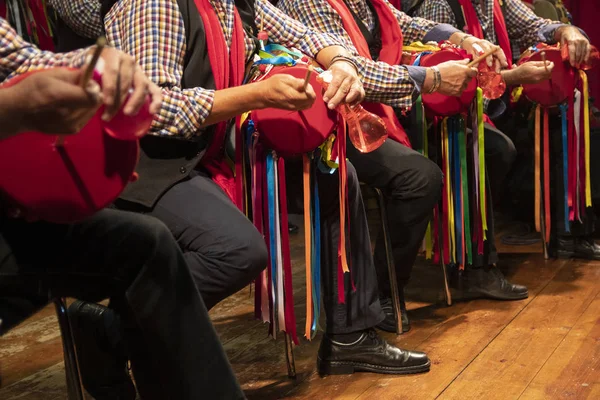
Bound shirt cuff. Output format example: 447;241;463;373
423;24;460;43
540;23;588;43
405;65;427;92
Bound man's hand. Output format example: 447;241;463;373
556;26;592;67
322;60;365;109
8;68;102;135
501;61;554;86
257;74;317;111
424;59;478;96
95;47;162;121
451;33;508;72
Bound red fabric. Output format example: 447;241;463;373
0;70;142;223
458;0;513;67
194;0;245;207
27;0;54;51
563;0;600;102
325;0;411;148
389;0;401;11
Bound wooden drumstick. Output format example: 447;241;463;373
467;46;501;67
303;65;313;91
56;37;106;147
541;51;549;73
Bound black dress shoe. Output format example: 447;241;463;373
376;296;410;333
68;301;136;400
555;235;600;260
455;267;529;301
317;329;430;375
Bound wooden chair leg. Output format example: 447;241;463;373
53;298;84;400
374;188;403;336
284;333;296;378
437;210;452;306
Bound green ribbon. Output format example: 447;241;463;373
458;117;472;265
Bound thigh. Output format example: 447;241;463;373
149;173;261;257
347;138;441;199
0;209;167;299
484;123;516;158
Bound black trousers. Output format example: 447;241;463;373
346;138;443;296
0;210;244;400
118;170;269;311
286;159;384;334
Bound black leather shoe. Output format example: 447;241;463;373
555;235;600;260
68;301;136;400
317;329;430;375
457;267;529;301
376;296;410;333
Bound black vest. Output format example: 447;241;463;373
344;0;382;61
106;0;255;208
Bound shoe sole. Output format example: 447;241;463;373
466;289;529;301
317;357;431;376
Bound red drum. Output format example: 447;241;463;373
251;65;337;157
0;68;152;223
519;43;578;107
408;45;477;117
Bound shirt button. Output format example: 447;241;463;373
179;166;187;174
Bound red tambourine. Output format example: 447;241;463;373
416;47;477;117
251;65;337;157
0;68;153;223
518;43;578;107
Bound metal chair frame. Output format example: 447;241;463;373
53;297;84;400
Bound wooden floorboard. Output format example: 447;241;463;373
1;215;600;399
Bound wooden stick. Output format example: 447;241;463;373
467;46;501;67
541;51;549;73
56;37;106;147
303;65;313;90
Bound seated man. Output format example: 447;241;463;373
0;18;244;400
278;0;525;330
412;0;597;261
53;0;432;383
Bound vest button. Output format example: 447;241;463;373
179;166;187;174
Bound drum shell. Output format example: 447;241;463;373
251;65;337;157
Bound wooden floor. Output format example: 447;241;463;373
1;210;600;399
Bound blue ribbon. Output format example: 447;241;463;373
254;55;297;66
311;166;321;336
412;51;433;67
452;118;463;266
560;104;570;233
266;153;278;322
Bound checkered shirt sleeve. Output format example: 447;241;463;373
48;0;104;39
256;0;342;57
414;0;555;51
278;0;418;109
105;0;214;139
0;18;88;82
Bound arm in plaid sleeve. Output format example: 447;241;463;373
278;0;419;109
48;0;103;39
104;0;214;139
0;18;88;82
411;0;457;26
386;0;459;44
257;0;341;58
504;0;556;50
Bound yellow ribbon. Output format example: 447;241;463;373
404;42;441;52
443;118;456;263
580;70;592;207
477;88;487;238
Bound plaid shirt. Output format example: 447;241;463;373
0;17;88;82
413;0;556;54
104;0;340;139
278;0;440;109
48;0;103;39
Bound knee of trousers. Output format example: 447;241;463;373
227;227;269;281
391;155;443;204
